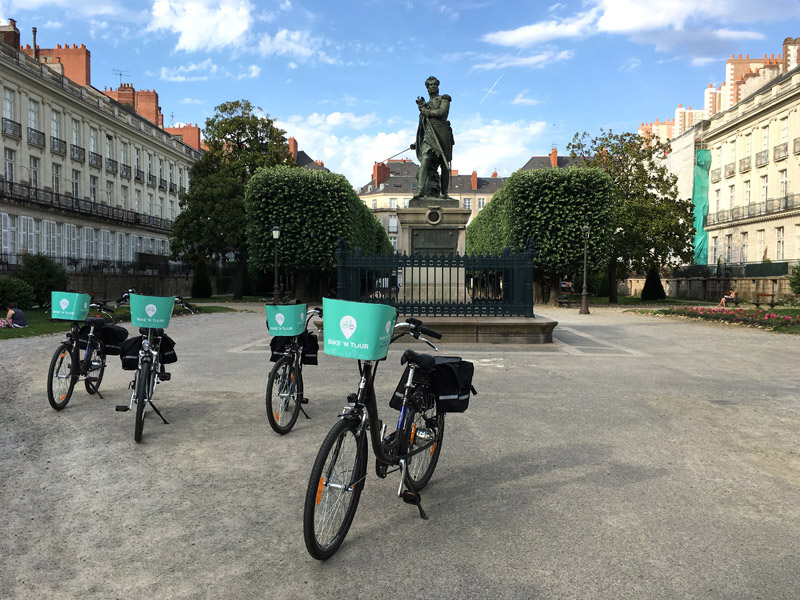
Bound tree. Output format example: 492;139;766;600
568;129;695;303
466;167;614;304
170;100;295;299
15;254;69;307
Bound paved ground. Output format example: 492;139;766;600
1;303;799;599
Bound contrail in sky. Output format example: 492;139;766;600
480;73;503;104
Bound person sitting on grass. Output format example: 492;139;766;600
719;289;736;308
0;301;28;328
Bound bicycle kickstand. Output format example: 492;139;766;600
398;459;428;520
148;401;170;425
86;378;104;399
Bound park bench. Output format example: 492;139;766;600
754;293;776;309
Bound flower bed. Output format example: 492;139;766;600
649;305;800;329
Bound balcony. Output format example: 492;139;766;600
710;168;721;183
794;137;800;155
158;178;167;191
89;152;102;168
704;193;800;228
50;136;67;155
774;142;788;161
105;158;118;175
169;182;177;194
179;186;186;194
739;156;751;173
27;127;45;147
71;144;85;162
2;117;21;138
120;164;131;178
134;168;144;182
147;174;157;187
755;149;769;166
724;162;735;178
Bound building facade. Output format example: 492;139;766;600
0;19;201;274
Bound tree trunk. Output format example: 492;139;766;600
607;260;618;304
232;260;244;300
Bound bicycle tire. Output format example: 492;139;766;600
303;418;367;560
266;355;303;434
404;400;445;492
134;361;150;443
47;343;76;410
84;339;106;394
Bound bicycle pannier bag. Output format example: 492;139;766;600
101;325;129;355
302;332;319;365
119;337;142;370
389;364;435;411
269;336;289;362
434;357;476;413
159;334;178;364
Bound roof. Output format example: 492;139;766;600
520;155;583;170
296;150;328;171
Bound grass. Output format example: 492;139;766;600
0;304;235;339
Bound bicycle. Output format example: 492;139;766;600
47;292;127;410
302;299;476;560
115;292;193;443
265;304;322;434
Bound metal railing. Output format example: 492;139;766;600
27;127;45;147
710;168;721;182
2;117;21;138
724;162;735;178
89;152;102;168
158;178;167;190
335;238;535;317
50;136;66;154
774;142;788;161
739;156;751;172
105;158;118;174
675;261;789;278
71;144;85;162
704;193;798;227
0;252;192;276
147;174;157;187
0;179;174;232
134;169;144;182
756;149;769;166
794;138;800;154
120;164;131;178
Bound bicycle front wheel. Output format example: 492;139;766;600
47;343;76;410
303;418;367;560
134;361;151;443
266;356;303;434
405;401;445;491
84;339;106;394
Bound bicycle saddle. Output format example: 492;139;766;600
400;349;436;370
85;317;106;327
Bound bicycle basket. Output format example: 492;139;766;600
50;291;90;321
130;294;174;328
265;303;307;336
322;298;396;361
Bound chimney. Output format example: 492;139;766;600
315;160;325;167
549;147;558;168
288;137;298;161
471;170;478;190
451;169;459;176
373;162;390;186
0;19;20;49
491;171;498;178
32;27;38;60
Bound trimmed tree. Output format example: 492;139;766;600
568;129;695;303
15;254;69;307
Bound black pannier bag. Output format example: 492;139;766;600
78;324;129;355
390;356;476;413
119;336;142;370
269;332;318;365
159;333;178;364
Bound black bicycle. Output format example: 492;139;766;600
47;299;127;410
115;293;193;442
302;317;475;559
266;307;322;434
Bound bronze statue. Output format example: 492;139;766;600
411;76;454;200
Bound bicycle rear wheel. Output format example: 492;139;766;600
134;361;151;443
404;400;445;491
266;356;303;434
84;339;106;394
47;343;76;410
303;418;367;560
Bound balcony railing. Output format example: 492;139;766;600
120;164;131;178
158;178;167;190
739;156;751;173
710;168;721;183
774;142;788;161
179;186;186;194
89;152;102;168
105;158;118;174
27;127;45;147
794;137;800;154
724;162;735;178
0;253;192;277
169;182;177;194
135;169;144;182
704;193;800;227
147;174;157;187
2;117;21;138
50;136;67;154
71;144;85;162
755;149;769;166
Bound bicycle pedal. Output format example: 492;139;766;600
401;490;428;520
115;405;129;412
159;372;171;381
86;377;97;383
301;397;309;404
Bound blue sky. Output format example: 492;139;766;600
1;0;798;187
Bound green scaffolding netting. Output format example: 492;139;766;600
692;149;711;265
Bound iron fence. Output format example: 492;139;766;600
0;252;193;276
336;239;535;317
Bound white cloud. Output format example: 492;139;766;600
44;20;63;28
619;57;641;72
160;59;218;81
474;49;573;70
482;8;599;47
236;64;260;79
148;0;253;52
690;57;717;67
179;98;203;104
512;91;540;106
258;29;338;64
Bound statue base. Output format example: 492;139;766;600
408;195;460;209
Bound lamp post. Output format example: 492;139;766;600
272;226;281;304
579;224;591;315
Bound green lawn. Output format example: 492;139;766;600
588;295;719;306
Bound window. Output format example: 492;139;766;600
147;193;153;215
121;185;129;210
29;156;39;188
64;223;80;258
761;175;768;202
779;170;788;199
98;229;112;261
106;135;113;159
744;133;751;157
89;127;98;153
121;142;128;165
147;153;153;176
711;236;718;262
134;189;141;212
4;148;14;182
714;189;720;213
169;163;174;184
740;232;748;263
114;232;127;262
41;220;62;257
478;197;486;211
761;124;769;151
757;229;765;260
50;109;61;139
389;197;397;209
463;197;471;210
388;216;398;233
728;185;735;208
106;180;114;205
796;226;800;260
724;234;733;262
135;148;141;170
744;180;751;205
169;200;175;220
1;213;17;256
71;118;80;146
17;216;38;254
390;237;397;251
28;98;39;129
404;197;410;208
129;234;140;261
3;88;15;120
781;117;789;144
776;226;785;261
90;175;97;202
372;199;377;209
72;170;80;198
52;163;61;193
80;226;96;260
159;159;164;179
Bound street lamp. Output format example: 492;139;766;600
272;226;281;304
579;224;591;315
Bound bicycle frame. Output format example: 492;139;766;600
61;304;113;377
123;328;162;411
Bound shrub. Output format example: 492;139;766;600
0;276;35;309
787;266;800;295
641;268;666;300
15;254;69;306
191;261;213;298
